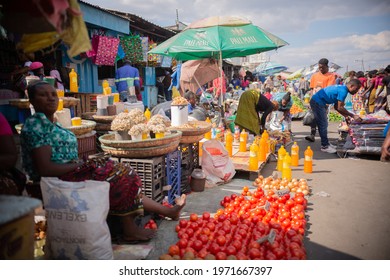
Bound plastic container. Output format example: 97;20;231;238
249;142;259;171
171;105;188;127
69;69;78;92
258;134;267;162
291;142;299;166
57;99;63;111
144;108;151;121
204;117;212;140
277;145;286;171
304;146;313;173
124;101;144;113
190;169;206;192
97;95;108;109
239;129;248;152
225;131;233;157
282;152;292;180
0;195;42;259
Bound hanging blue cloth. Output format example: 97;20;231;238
169;63;182;91
116;44;125;62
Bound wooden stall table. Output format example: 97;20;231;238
65;92;100;117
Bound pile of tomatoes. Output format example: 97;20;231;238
162;179;308;260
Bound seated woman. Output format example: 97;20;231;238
20;81;186;243
235;89;279;135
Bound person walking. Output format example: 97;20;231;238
115;59;141;102
298;76;308;100
305;79;362;153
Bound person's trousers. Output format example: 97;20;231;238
309;98;329;147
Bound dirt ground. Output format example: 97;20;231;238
146;120;390;260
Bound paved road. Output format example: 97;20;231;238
147;120;390;260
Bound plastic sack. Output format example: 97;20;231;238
302;109;315;126
201;140;236;184
40;177;113;260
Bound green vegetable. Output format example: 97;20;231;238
328;112;343;122
292;96;305;110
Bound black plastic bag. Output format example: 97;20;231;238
302;109;315;126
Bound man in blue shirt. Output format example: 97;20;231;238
115;60;141;101
305;79;362;153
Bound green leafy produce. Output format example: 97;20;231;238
292;96;305;110
328;112;343;122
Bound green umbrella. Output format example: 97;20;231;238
149;16;288;60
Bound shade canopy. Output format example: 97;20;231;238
149;16;288;60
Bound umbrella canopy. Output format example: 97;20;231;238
180;58;221;93
286;67;305;80
149;16;288;60
254;61;288;76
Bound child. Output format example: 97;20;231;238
263;87;272;100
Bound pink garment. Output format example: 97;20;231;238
0;113;12;135
264;92;272;100
50;69;64;90
210;72;227;97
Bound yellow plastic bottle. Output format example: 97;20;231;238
144;107;151;121
102;80;109;94
258;134;267;162
359;108;366;118
282;152;292;180
304;146;313;173
239;129;248;152
291;142;299;167
69;69;78;92
277;145;286;171
249;142;259;171
205;117;212;140
225;130;233;157
263;130;270;154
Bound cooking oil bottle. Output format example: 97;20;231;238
249;142;259;171
205;117;212;140
239;129;248;152
304;146;313;173
277;145;286;171
69;69;78;92
225;130;233;157
258;134;267;162
282;152;292;180
291;142;299;167
144;107;151;121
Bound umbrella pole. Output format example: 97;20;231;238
218;51;225;126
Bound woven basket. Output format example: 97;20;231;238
63;97;79;107
92;115;115;123
9;99;30;109
95;122;112;131
170;121;211;136
180;134;204;144
99;130;182;149
65;120;96;136
81;112;96;120
101;139;180;158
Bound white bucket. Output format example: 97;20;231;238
171;105;188;127
97;95;108;109
124;101;144;112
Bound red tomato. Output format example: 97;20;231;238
209;243;221;255
201;227;211;236
225;245;237;256
273;247;286;259
179;220;188;228
265;252;277;260
222;225;231;234
248;248;261;259
197;248;209;259
189;222;199;231
223;196;231;203
215;251;227;260
216;235;226;246
218;214;227;222
248;241;260;249
177;238;188;249
175;225;181;233
192;240;203;252
198;234;209;245
190;213;198;222
231;240;242;251
202;212;211;220
168;245;180;256
186;228;194;238
206;222;216;231
230;215;239;225
149;223;157;230
235;251;249;260
286;229;298;239
237;228;247;238
230;194;238;200
294;196;305;205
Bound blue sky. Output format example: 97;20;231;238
90;0;390;73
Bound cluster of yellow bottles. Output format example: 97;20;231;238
69;69;78;92
249;141;259;171
277;143;313;175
